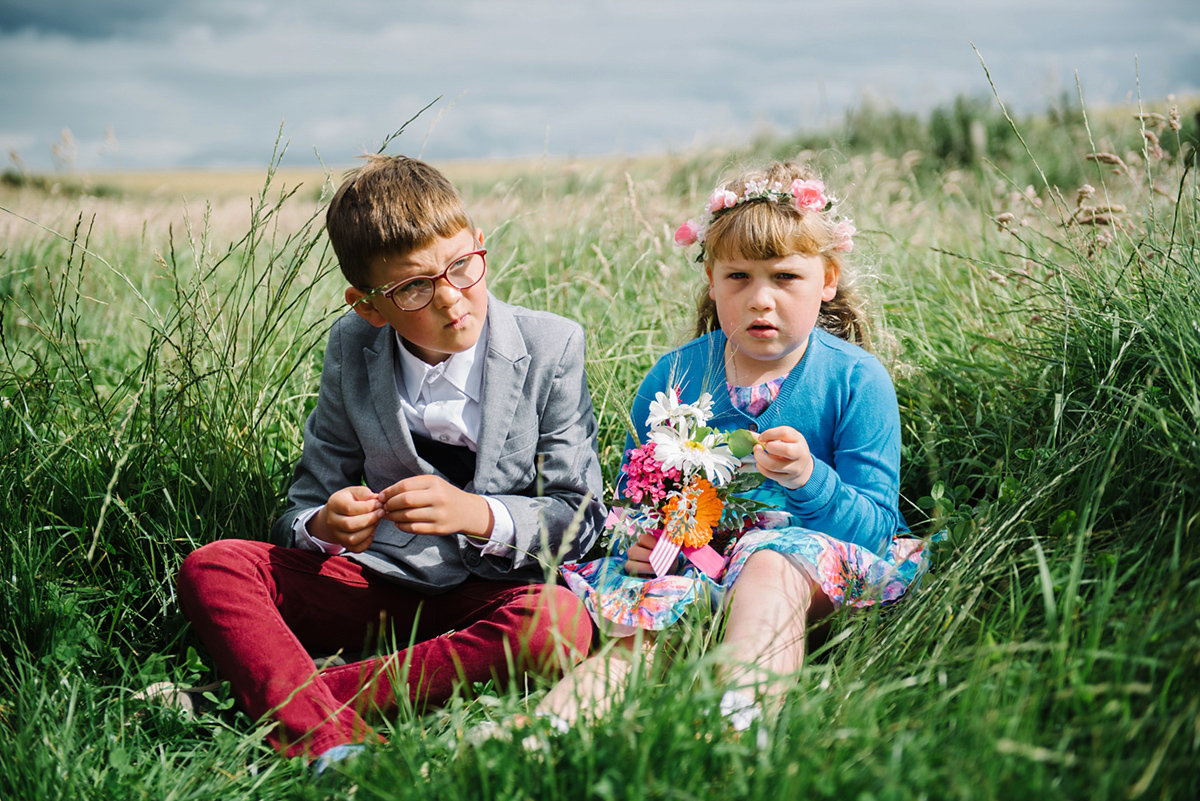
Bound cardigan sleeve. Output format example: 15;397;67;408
777;355;905;555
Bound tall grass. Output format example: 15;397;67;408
1;94;1197;799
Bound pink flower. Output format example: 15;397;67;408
620;442;680;505
833;219;856;252
674;219;702;246
791;178;828;211
707;188;738;213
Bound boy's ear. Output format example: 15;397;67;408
822;260;840;302
474;227;485;248
344;287;389;327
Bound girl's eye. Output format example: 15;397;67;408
725;272;749;281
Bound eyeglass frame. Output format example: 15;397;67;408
363;248;488;312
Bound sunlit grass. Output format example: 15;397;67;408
1;92;1197;799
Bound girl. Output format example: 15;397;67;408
542;161;933;730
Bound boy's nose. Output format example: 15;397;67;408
431;276;463;307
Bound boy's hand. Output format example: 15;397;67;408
753;426;815;490
311;486;385;553
624;530;660;576
379;475;494;540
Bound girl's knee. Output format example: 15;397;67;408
743;549;791;572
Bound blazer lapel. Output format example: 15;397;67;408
474;298;530;491
363;327;425;477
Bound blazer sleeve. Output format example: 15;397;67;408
481;323;605;569
269;319;364;546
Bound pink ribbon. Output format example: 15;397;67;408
647;533;725;579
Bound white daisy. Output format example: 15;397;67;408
646;389;714;437
648;426;740;485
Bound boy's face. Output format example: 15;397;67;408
345;227;488;365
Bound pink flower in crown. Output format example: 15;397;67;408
674;219;704;246
707;188;738;213
833;219;856;252
791;178;828;211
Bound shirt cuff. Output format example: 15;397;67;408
468;496;516;557
292;507;346;555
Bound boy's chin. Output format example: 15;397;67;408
399;333;482;365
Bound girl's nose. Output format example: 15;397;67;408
748;281;774;310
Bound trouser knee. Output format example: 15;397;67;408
518;584;594;665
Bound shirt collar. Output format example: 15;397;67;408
394;320;487;402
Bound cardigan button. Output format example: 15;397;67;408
747;422;758;432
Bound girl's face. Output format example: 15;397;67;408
708;252;839;382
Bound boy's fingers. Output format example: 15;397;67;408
331;509;381;535
341;497;383;517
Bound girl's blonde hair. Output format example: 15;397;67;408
693;162;871;349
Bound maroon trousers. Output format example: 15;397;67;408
177;539;592;758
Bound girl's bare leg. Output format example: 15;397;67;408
718;550;833;713
535;633;648;725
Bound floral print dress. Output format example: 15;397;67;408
560;377;935;636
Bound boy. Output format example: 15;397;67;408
177;155;604;762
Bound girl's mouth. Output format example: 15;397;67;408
747;321;776;339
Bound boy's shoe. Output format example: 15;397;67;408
131;681;222;717
312;743;368;778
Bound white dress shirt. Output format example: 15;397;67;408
293;322;517;556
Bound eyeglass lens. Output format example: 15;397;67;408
390;251;485;311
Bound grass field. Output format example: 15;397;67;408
1;92;1197;800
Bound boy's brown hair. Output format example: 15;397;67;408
326;154;471;289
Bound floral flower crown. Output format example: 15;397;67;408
673;177;856;255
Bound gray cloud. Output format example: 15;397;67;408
1;0;1197;171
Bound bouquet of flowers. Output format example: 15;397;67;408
610;388;767;578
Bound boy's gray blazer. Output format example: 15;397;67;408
270;296;605;593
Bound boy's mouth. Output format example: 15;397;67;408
445;312;470;330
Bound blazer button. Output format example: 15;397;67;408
464;551;481;567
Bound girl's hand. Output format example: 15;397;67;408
311;485;385;553
625;530;660;576
379;475;494;540
753;426;815;490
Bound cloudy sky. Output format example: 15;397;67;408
2;0;1197;172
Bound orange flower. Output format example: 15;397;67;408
662;477;724;548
